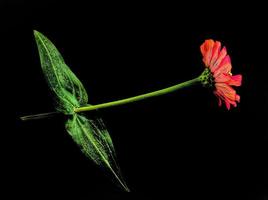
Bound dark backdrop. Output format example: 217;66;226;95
1;1;266;199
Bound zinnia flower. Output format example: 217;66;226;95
200;39;242;110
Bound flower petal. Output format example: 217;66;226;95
236;94;240;102
200;39;215;67
214;55;232;78
215;73;231;83
214;83;240;109
210;46;227;73
214;91;222;107
226;74;242;86
225;100;231;110
210;41;221;67
215;83;236;100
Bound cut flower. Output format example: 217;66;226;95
200;39;242;110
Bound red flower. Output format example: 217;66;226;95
200;39;242;110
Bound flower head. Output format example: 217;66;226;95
200;39;242;110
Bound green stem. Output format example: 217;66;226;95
20;76;201;121
74;76;200;113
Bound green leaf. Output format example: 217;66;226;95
34;30;88;114
66;114;130;192
34;30;129;191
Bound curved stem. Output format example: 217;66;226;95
74;76;200;113
20;76;201;121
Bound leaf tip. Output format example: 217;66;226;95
33;30;39;36
124;186;131;192
33;30;44;41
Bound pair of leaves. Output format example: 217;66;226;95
34;30;129;192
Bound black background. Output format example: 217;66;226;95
1;1;266;199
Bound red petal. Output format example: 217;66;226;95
200;39;215;66
215;73;231;83
210;46;227;73
226;74;242;86
210;41;221;67
236;94;240;102
214;83;240;109
214;55;232;78
225;100;231;110
214;91;222;107
215;83;236;100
